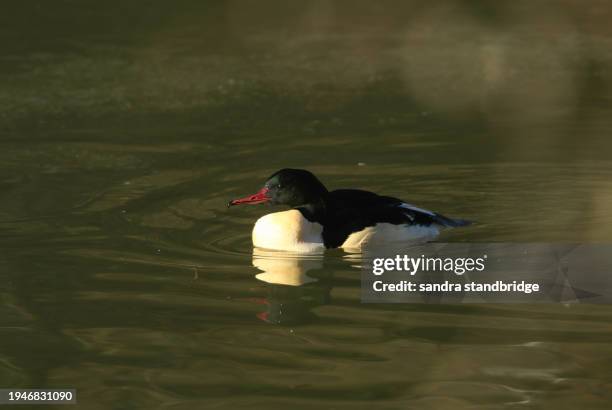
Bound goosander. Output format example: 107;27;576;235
228;168;470;252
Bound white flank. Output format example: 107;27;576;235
252;210;325;253
341;223;440;250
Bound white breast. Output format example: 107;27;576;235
340;223;440;250
252;210;325;253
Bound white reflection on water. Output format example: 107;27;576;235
249;248;334;325
252;247;323;286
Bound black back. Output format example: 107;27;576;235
319;189;459;248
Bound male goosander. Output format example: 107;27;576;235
228;168;470;252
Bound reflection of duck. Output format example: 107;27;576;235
251;248;332;325
229;168;470;252
252;248;322;286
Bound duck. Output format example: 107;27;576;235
228;168;470;252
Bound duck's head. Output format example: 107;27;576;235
228;168;328;208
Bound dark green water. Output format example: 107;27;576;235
2;1;612;409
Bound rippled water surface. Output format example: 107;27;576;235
2;2;612;409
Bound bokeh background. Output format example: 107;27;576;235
3;0;611;138
2;1;612;409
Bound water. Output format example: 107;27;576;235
2;2;612;409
